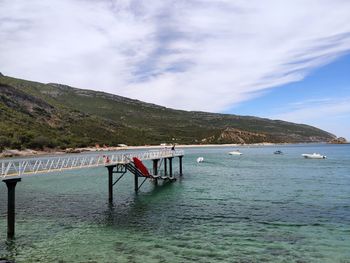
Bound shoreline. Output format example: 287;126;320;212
1;142;346;159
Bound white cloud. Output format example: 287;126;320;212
269;97;350;139
0;0;350;112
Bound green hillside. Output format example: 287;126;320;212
0;74;335;150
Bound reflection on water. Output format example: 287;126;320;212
0;144;350;262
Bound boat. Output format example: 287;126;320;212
274;150;283;155
229;150;243;156
301;153;326;159
196;157;204;163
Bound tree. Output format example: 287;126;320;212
0;136;11;151
28;136;52;150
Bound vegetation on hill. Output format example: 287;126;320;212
0;74;335;150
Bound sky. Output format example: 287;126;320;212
0;0;349;138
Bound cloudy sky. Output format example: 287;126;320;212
1;0;350;138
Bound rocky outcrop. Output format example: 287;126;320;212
0;149;39;158
65;148;82;153
202;128;270;144
0;84;55;118
329;137;348;144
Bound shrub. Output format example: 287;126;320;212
28;136;54;150
0;135;11;151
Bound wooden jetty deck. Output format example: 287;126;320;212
1;149;184;239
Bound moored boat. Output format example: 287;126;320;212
274;150;283;155
229;150;243;156
196;157;204;163
302;153;326;159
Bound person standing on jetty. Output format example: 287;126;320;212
171;144;176;156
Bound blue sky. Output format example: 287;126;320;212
228;54;350;138
0;0;349;138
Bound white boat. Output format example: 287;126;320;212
196;157;204;163
302;153;326;159
229;150;243;156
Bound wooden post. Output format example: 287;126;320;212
107;166;114;203
3;178;21;239
179;156;183;176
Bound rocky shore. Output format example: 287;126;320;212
328;137;348;144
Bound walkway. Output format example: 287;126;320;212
1;149;184;178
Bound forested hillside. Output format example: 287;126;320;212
0;74;335;150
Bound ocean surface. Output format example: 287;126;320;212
0;144;349;262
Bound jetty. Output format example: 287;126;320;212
1;149;184;239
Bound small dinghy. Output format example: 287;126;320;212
302;153;326;159
274;150;283;155
196;157;204;163
229;150;243;156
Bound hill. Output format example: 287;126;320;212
0;74;335;150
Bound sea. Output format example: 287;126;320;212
0;144;349;262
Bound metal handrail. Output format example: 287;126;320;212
0;149;184;178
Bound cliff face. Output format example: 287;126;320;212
0;74;335;150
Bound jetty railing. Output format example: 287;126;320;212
0;149;184;178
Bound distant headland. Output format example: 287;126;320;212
0;73;338;156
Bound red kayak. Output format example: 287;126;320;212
132;157;151;177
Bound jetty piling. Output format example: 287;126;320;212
164;158;168;176
179;156;183;176
3;178;21;239
152;159;159;185
153;159;159;175
107;166;114;203
169;157;173;176
134;172;139;192
106;164;128;203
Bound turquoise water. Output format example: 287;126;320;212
1;144;350;262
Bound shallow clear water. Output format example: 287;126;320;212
1;144;350;262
